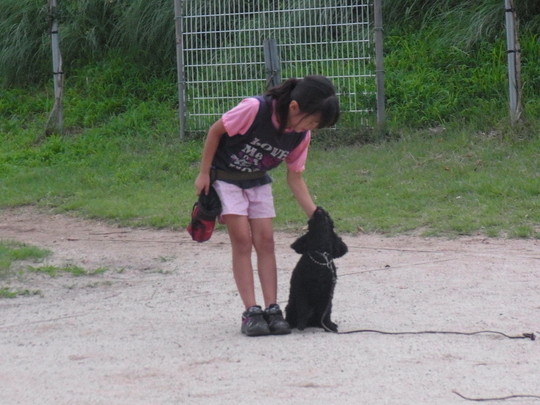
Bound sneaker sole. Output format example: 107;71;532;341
242;328;271;337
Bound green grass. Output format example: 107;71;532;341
0;287;41;299
300;129;539;237
384;32;540;128
0;240;51;277
0;240;50;298
1;118;538;238
28;265;107;277
0;240;109;298
2;1;538;130
0;53;538;237
0;2;538;238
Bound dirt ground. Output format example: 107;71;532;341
1;206;539;405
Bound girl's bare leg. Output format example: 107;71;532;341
223;214;257;309
249;218;277;308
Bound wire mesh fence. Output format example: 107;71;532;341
180;0;376;135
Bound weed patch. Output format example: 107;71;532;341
0;240;50;277
0;287;41;299
28;265;107;278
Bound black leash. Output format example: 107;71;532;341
453;390;540;402
317;256;536;341
329;328;535;341
320;293;535;341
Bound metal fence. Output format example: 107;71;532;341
178;0;376;135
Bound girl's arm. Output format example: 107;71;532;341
195;119;226;195
286;168;317;218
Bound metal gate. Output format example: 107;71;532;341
177;0;377;136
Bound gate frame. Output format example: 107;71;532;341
174;0;385;139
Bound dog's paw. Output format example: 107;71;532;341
324;321;338;332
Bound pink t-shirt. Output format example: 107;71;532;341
221;98;311;172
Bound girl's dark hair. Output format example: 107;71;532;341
265;75;340;133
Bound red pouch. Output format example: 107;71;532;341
187;187;222;243
187;203;216;242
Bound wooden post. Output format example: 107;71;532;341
504;0;522;124
173;0;186;139
373;0;386;135
44;0;64;137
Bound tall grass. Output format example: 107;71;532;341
385;33;508;127
2;0;539;86
383;0;540;39
0;0;49;86
0;0;176;87
384;26;540;128
110;0;175;70
0;1;538;134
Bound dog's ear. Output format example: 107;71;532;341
291;233;310;254
332;235;348;258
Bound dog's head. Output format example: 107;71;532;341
291;207;348;258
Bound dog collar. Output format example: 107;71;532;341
307;251;337;283
307;251;334;268
307;250;335;271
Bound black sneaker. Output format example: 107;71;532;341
241;305;270;337
264;304;291;335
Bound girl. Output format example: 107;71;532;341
194;75;340;336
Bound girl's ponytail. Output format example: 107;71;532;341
266;78;301;133
266;75;340;133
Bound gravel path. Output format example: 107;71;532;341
1;207;539;404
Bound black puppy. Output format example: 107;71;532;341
285;207;348;332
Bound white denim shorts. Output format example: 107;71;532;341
212;180;276;219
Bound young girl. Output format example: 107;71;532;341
194;75;340;336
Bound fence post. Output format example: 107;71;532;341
44;0;64;138
504;0;522;125
174;0;186;138
263;39;281;89
373;0;386;135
